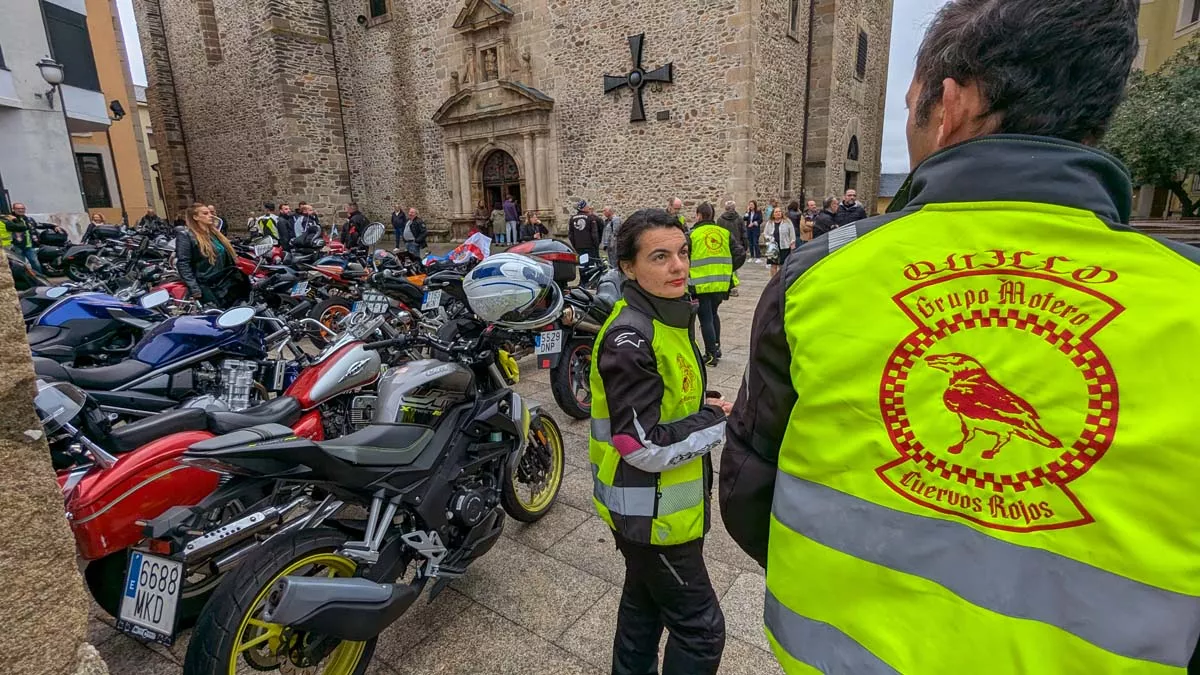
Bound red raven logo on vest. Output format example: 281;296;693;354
876;261;1124;533
924;353;1063;460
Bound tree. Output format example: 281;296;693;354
1103;36;1200;218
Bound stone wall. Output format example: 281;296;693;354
751;0;811;206
140;0;891;230
802;0;891;212
0;265;109;675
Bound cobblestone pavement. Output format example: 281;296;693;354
90;260;782;675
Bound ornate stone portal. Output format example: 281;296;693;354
435;0;556;237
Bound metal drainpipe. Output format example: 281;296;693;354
322;0;356;206
799;0;817;201
104;123;129;225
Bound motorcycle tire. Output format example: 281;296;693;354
65;260;91;282
183;528;376;675
502;411;566;523
549;337;594;420
84;550;221;628
309;296;354;348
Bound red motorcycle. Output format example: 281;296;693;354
46;325;389;621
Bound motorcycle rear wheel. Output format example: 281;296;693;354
502;411;566;522
549;337;593;420
183;528;375;675
309;297;354;348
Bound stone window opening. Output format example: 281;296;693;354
783;152;793;197
855;30;868;81
788;0;801;39
1180;0;1200;31
847;135;859;162
367;0;392;27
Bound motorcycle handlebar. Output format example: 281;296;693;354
362;336;410;351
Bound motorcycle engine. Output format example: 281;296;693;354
449;487;491;528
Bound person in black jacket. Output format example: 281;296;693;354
520;211;549;242
568;201;602;261
811;197;840;238
391;203;407;248
833;188;868;226
176;203;246;308
278;203;296;250
7;203;44;274
596;208;732;675
401;207;427;258
343;202;368;248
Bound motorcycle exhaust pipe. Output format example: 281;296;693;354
261;576;423;642
212;508;310;573
182;496;311;563
574;318;603;334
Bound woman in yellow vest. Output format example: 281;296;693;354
590;208;733;675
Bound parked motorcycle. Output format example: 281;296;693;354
32;302;307;419
162;323;564;669
50;314;396;625
27;289;172;366
509;239;618;419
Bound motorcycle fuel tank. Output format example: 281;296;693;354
37;293;157;327
285;343;382;409
132;314;265;367
373;359;474;424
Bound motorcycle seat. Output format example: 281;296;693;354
207;396;303;435
32;356;153;389
318;424;434;466
109;407;209;453
188;423;298;453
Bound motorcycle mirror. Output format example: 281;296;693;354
139;289;171;309
216;306;256;329
46;286;70;299
362;223;385;246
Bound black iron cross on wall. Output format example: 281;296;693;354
604;33;674;122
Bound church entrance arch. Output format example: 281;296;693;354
481;149;521;212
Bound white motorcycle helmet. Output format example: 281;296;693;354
463;253;564;330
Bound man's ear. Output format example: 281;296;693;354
937;77;994;147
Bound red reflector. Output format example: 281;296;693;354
148;539;172;555
537;252;579;263
541;359;551;368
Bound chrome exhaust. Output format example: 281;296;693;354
182;496;311;563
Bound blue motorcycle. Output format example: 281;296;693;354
28;290;169;366
32;304;306;420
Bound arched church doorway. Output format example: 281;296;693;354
481;150;522;212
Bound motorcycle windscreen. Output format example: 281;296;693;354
34;380;88;435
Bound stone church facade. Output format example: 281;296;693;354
134;0;892;236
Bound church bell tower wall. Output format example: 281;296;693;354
135;0;354;224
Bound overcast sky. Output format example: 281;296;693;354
115;0;947;176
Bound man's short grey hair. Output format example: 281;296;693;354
724;200;737;211
914;0;1139;144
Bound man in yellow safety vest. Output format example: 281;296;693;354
688;202;745;366
720;0;1200;673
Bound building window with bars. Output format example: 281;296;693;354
855;31;868;80
76;153;113;209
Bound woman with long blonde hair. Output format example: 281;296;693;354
176;202;243;307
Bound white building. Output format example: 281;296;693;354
0;0;113;235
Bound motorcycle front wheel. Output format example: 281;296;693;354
184;527;375;675
502;411;566;522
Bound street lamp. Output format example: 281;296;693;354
37;57;65;109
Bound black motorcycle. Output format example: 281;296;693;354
34;223;70;276
176;326;565;674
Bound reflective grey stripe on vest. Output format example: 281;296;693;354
657;478;704;516
772;472;1200;667
765;590;899;675
688;274;731;287
827;224;857;252
591;417;611;443
592;464;656;517
690;256;733;267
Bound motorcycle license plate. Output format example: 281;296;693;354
290;281;309;298
535;330;563;364
116;551;184;645
362;290;390;315
422;290;443;310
